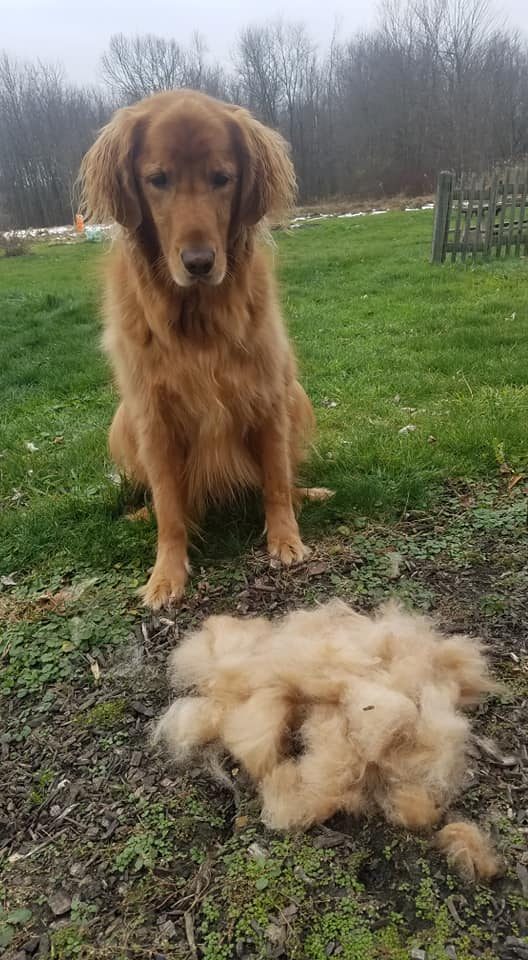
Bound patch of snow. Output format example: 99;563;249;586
3;204;435;241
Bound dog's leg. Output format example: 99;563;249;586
137;419;189;609
109;402;149;486
256;408;311;565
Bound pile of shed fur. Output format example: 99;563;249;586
156;600;503;881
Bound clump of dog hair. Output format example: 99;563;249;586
435;822;503;881
155;599;502;881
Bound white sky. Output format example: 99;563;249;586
2;0;528;85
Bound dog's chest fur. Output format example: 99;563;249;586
153;329;274;431
143;328;275;508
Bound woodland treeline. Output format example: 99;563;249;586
1;0;527;227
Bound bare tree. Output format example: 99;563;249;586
100;32;224;102
2;2;528;227
234;25;282;125
0;55;110;227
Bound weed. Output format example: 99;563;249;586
29;767;54;805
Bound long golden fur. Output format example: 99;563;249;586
79;90;326;608
155;600;503;881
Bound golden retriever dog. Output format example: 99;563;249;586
80;90;325;608
155;600;502;881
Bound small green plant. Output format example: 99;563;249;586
414;861;438;921
1;576;133;696
29;767;55;805
50;898;98;958
76;698;127;729
114;807;174;874
0;907;33;951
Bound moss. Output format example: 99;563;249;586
75;698;127;729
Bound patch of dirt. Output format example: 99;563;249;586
293;193;436;217
1;491;527;959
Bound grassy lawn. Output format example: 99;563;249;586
1;214;528;958
2;213;528;577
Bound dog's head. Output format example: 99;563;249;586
80;90;296;287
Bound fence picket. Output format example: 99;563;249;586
484;173;498;257
506;173;517;256
451;174;464;263
515;179;525;256
496;174;508;257
433;165;528;263
431;171;453;263
473;182;483;258
461;177;475;264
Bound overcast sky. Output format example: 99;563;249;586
2;0;528;86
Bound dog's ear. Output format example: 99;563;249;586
79;106;142;230
231;109;297;226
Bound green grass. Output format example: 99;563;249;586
1;213;528;696
283;215;528;514
2;213;527;580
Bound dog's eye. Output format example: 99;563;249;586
211;172;230;189
148;172;168;189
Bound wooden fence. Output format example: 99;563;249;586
431;168;528;263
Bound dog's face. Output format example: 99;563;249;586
136;100;238;287
80;91;296;289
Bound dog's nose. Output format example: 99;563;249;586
181;247;215;277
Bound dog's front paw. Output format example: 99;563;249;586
139;560;189;609
268;529;311;566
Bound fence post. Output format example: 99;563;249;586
431;171;454;264
484;173;498;257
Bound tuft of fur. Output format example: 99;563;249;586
435;822;502;881
155;599;502;880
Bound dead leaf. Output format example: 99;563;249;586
516;862;528;897
472;735;518;767
0;574;16;588
386;551;403;580
49;576;98;608
398;424;417;435
248;842;268;860
89;658;101;682
48;891;71;917
184;911;198;960
307;561;330;577
507;473;524;492
25;441;38;452
125;506;151;522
